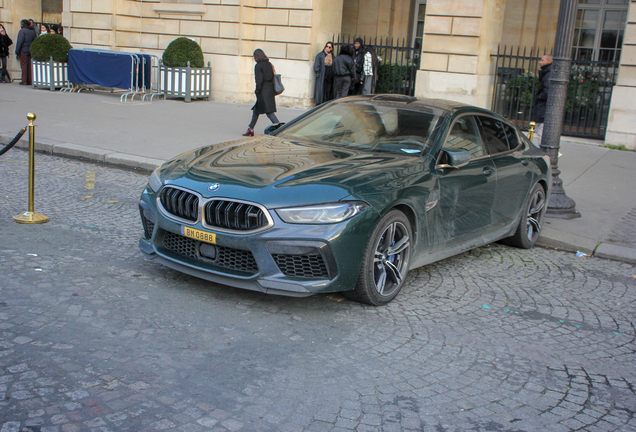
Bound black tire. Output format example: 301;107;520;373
345;210;412;306
501;183;547;249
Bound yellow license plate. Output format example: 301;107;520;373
181;226;216;244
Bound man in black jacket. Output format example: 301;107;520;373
333;44;355;99
15;19;36;85
531;54;553;144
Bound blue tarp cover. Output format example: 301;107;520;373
68;49;152;90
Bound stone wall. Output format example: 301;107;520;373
340;0;411;41
1;0;43;78
501;0;559;50
606;0;636;150
414;0;506;109
56;0;342;107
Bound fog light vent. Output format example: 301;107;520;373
273;253;329;278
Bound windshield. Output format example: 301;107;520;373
278;102;441;155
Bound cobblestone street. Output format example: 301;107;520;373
1;150;635;432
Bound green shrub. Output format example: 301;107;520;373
376;62;418;95
30;34;73;62
506;74;539;106
162;38;204;68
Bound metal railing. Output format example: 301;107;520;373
491;45;619;139
332;34;419;96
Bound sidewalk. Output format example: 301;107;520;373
1;83;635;264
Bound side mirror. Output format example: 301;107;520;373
264;122;285;135
439;148;471;169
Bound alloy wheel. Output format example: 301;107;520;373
373;221;410;297
526;188;546;242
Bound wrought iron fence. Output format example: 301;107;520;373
332;35;419;96
491;45;618;139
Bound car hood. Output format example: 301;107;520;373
159;135;428;208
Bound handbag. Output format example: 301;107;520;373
272;64;284;96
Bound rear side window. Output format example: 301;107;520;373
478;116;510;155
502;122;520;149
444;116;484;159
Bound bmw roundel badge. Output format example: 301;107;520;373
208;183;221;192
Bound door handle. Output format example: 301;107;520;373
482;166;494;177
521;159;529;166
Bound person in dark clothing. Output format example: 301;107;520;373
313;41;335;105
333;44;355;99
531;54;553;144
351;37;365;95
0;24;13;83
243;49;280;137
15;19;37;85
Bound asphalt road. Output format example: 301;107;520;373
1;149;635;432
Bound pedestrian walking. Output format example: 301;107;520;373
531;54;553;144
242;49;280;137
333;44;355;99
313;42;336;105
0;24;12;83
15;19;37;86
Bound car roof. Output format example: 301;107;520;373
334;95;498;118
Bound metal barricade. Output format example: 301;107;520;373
64;49;162;103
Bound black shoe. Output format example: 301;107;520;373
19;82;26;85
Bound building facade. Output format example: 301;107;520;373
1;0;635;148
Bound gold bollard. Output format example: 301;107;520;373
528;121;536;141
13;113;49;224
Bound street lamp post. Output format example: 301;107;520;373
540;0;581;219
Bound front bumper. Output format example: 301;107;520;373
138;187;376;296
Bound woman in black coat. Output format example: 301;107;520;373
243;49;280;137
314;41;335;105
0;24;13;83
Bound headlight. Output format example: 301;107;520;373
276;202;369;224
148;168;162;193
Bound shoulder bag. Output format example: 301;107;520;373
271;64;285;96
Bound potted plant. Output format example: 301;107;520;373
30;33;72;91
160;37;211;102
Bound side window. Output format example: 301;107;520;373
502;122;520;149
443;116;484;159
478;116;510;155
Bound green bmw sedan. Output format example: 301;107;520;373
138;95;551;305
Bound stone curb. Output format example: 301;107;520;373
595;243;636;264
536;226;598;255
1;133;165;173
537;226;636;264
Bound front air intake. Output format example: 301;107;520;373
160;187;199;222
204;200;270;232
